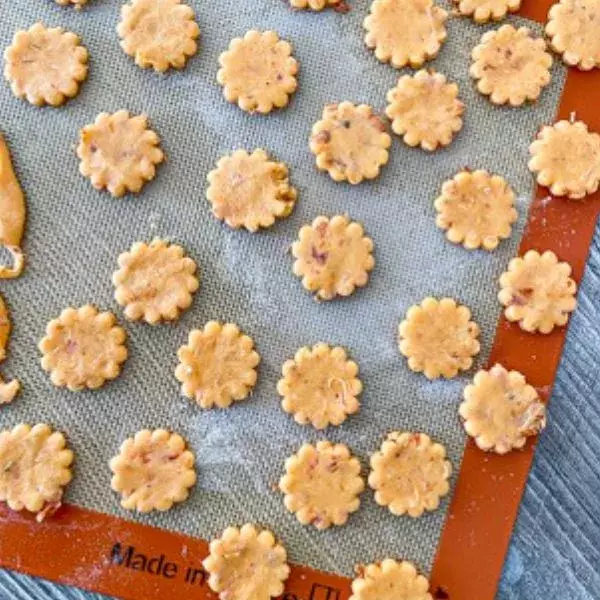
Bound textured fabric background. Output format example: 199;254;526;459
0;0;574;595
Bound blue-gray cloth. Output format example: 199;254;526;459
0;0;598;598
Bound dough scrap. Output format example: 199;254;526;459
292;215;375;300
290;0;342;8
369;432;451;517
55;0;87;8
528;119;600;199
39;305;128;391
434;169;518;250
385;70;464;152
310;102;391;184
0;134;26;279
110;429;196;512
3;23;88;107
398;297;480;379
118;0;200;72
0;294;19;405
77;110;164;198
277;343;361;429
546;0;600;70
460;364;546;453
470;25;553;106
217;30;298;114
203;524;290;600
175;321;260;408
498;250;577;334
350;559;432;600
206;149;297;231
113;239;199;324
453;0;521;22
364;0;448;69
0;424;73;521
280;441;364;529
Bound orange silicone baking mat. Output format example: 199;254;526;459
1;1;599;599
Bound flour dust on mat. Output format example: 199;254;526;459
278;344;361;429
110;429;196;513
310;102;391;184
203;524;290;600
279;441;364;529
3;23;88;107
459;364;546;454
0;424;73;521
369;432;452;518
39;305;128;391
117;0;200;72
206;149;297;231
453;0;521;23
113;239;199;324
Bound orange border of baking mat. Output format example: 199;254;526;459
1;3;599;599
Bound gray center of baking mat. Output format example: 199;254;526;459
0;0;565;578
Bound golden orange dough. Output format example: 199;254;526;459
0;293;19;404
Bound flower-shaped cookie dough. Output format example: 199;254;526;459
110;429;196;512
39;305;128;391
290;0;342;8
369;432;451;517
77;110;164;197
118;0;200;72
292;215;375;300
453;0;521;23
217;30;298;114
113;239;199;324
0;424;73;521
364;0;448;69
528;120;600;199
470;25;553;106
498;250;577;334
385;70;464;151
310;102;391;184
398;297;480;379
280;441;364;529
546;0;600;70
350;559;432;600
175;321;260;408
278;344;362;429
203;524;290;600
434;170;518;250
206;149;297;231
460;364;547;454
3;23;88;106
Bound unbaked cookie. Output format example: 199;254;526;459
203;524;290;600
460;364;546;453
398;297;480;379
110;429;196;512
364;0;448;68
217;30;298;114
117;0;200;72
175;321;260;408
498;250;577;334
39;305;128;391
113;239;199;324
0;294;19;404
350;559;432;600
292;215;375;300
369;432;451;517
55;0;87;8
0;424;73;521
206;149;297;231
528;120;600;199
470;25;553;106
434;169;518;250
546;0;600;70
453;0;521;22
310;102;391;184
277;344;361;429
290;0;342;8
385;70;464;151
280;441;364;529
77;110;164;198
3;23;88;107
